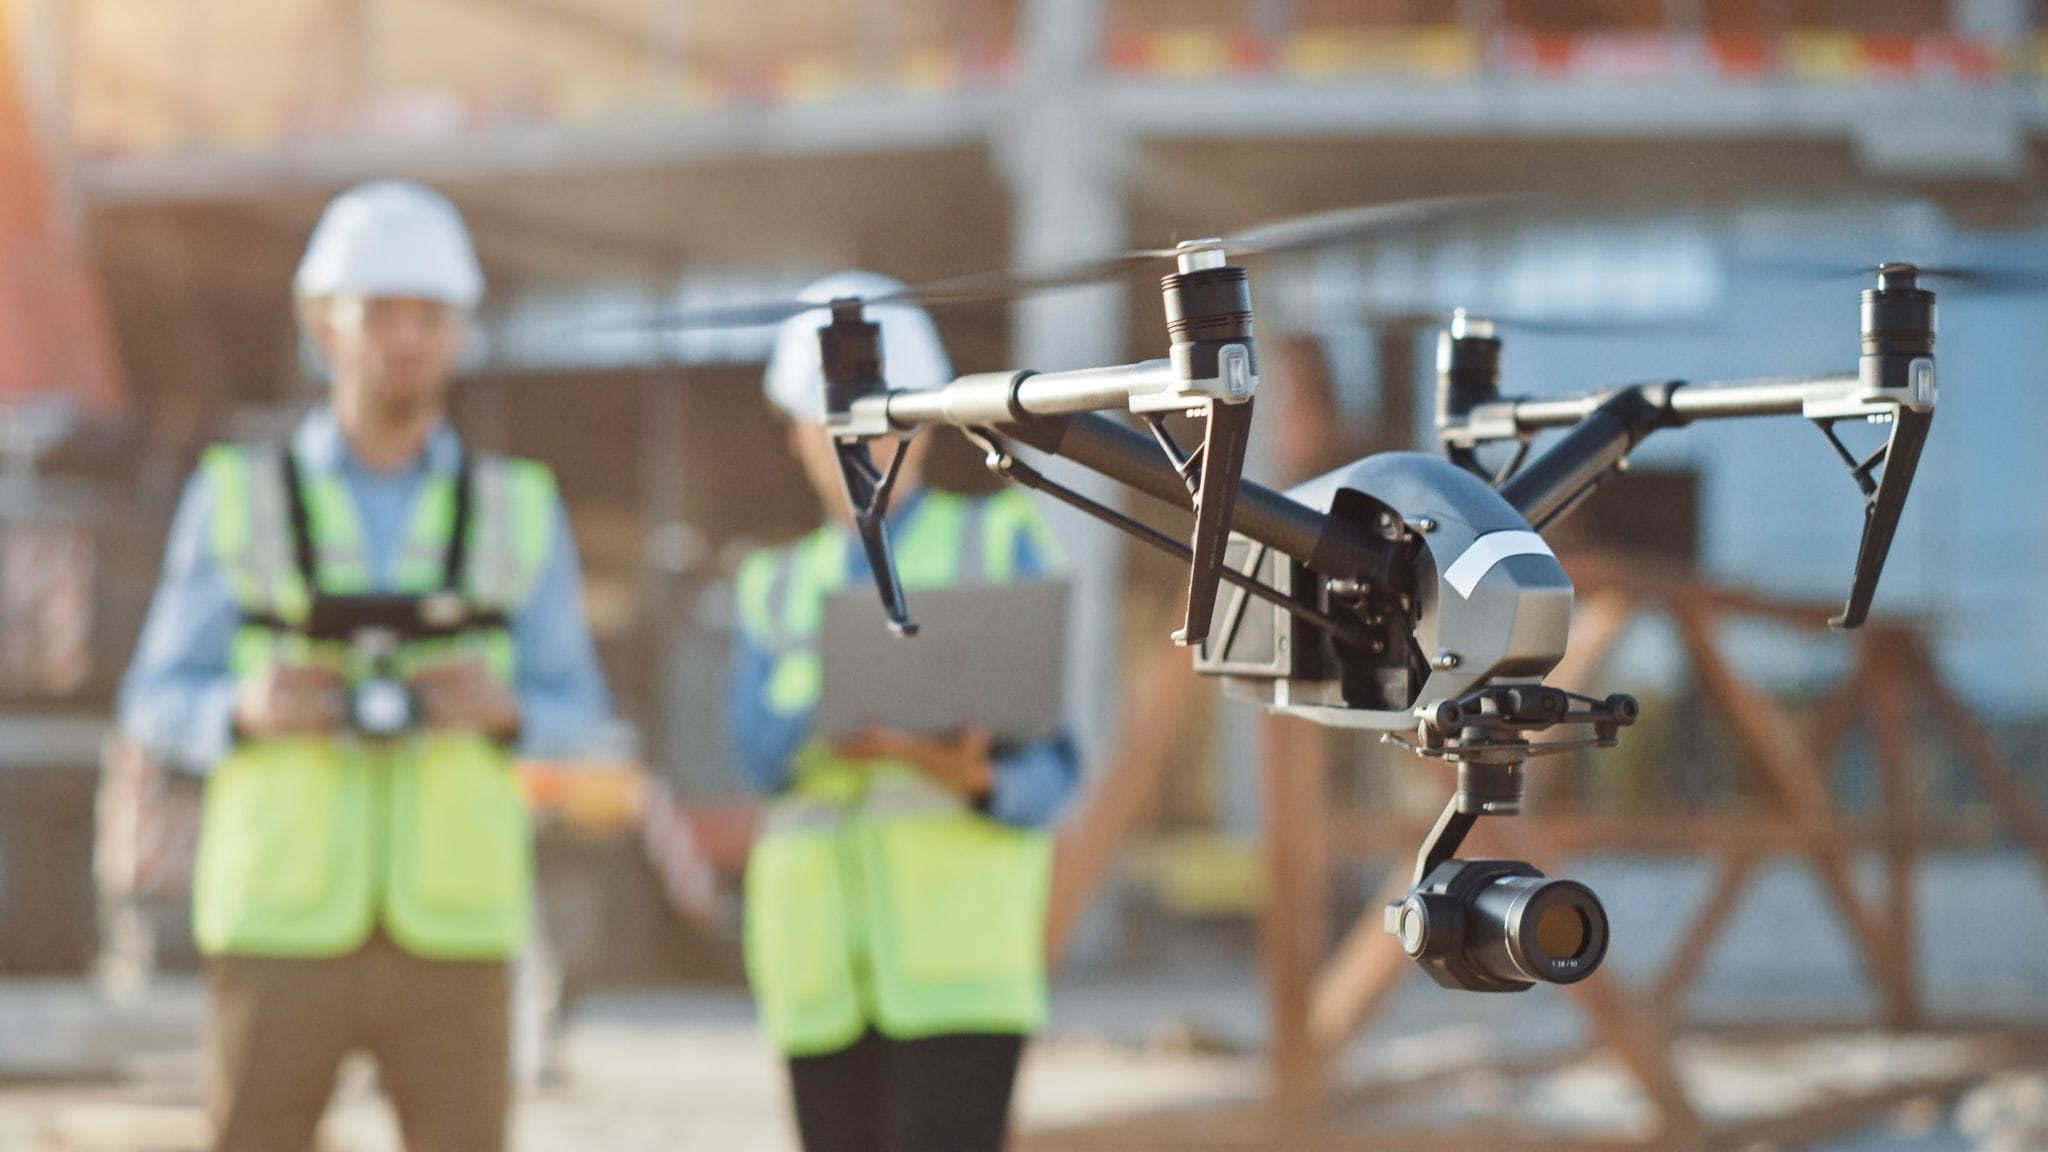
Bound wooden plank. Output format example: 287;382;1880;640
1548;588;1633;693
1670;600;1914;1027
1650;849;1756;1017
1704;1073;1983;1152
1475;817;1707;1147
1531;588;1633;809
1046;651;1202;962
1258;712;1331;1124
1803;640;1874;763
1025;1116;1656;1152
1324;1046;1594;1110
1921;639;2048;899
1867;634;1923;1028
1325;810;2006;859
1564;552;1929;634
1306;866;1414;1065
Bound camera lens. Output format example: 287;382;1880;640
1470;874;1608;986
1535;902;1590;960
1391;859;1611;992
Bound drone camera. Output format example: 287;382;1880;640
1389;859;1610;992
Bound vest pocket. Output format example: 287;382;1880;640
863;813;1051;986
199;739;343;916
396;733;528;912
744;820;862;1053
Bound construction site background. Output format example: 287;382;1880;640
2;0;2047;1148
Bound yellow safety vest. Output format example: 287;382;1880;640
736;489;1063;1056
190;441;555;961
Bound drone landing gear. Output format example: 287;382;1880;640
1141;399;1256;647
816;295;921;636
1813;404;1931;630
833;433;917;637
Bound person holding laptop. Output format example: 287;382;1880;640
727;270;1079;1152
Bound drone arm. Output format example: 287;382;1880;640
847;361;1178;433
1474;369;1928;630
1001;411;1400;588
851;362;1399;588
1485;374;1884;532
1497;384;1688;529
1452;372;1863;448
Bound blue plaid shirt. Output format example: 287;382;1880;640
119;407;613;770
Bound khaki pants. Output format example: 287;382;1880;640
206;931;510;1152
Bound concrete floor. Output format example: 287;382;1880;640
0;851;2042;1151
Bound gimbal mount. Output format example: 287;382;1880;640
803;249;1937;993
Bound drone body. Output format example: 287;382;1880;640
1205;451;1575;732
613;199;1941;993
821;248;1932;992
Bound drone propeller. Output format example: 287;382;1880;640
1185;193;1531;258
1877;263;2048;294
582;194;1527;335
1345;305;1717;338
1748;259;2048;295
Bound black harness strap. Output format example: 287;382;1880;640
243;443;507;639
271;442;476;603
278;445;320;589
442;450;474;594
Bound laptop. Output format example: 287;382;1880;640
814;581;1070;745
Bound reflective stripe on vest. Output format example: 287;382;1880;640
738;488;1061;1055
191;440;554;961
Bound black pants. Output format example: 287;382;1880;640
787;1030;1026;1152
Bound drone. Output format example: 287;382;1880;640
626;199;1940;993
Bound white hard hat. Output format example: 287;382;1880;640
764;270;952;424
294;180;484;308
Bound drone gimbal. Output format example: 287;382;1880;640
806;250;1935;993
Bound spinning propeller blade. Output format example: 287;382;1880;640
576;194;1528;334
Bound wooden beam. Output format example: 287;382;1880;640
1474;816;1707;1149
1326;810;2008;860
1671;599;1914;1026
1024;1116;1660;1152
1921;639;2048;900
1649;849;1756;1017
1867;633;1924;1028
1046;650;1201;962
1803;638;1874;762
1564;552;1930;635
1306;866;1414;1067
1257;712;1331;1126
1704;1073;1984;1152
1531;587;1634;809
1549;588;1634;693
